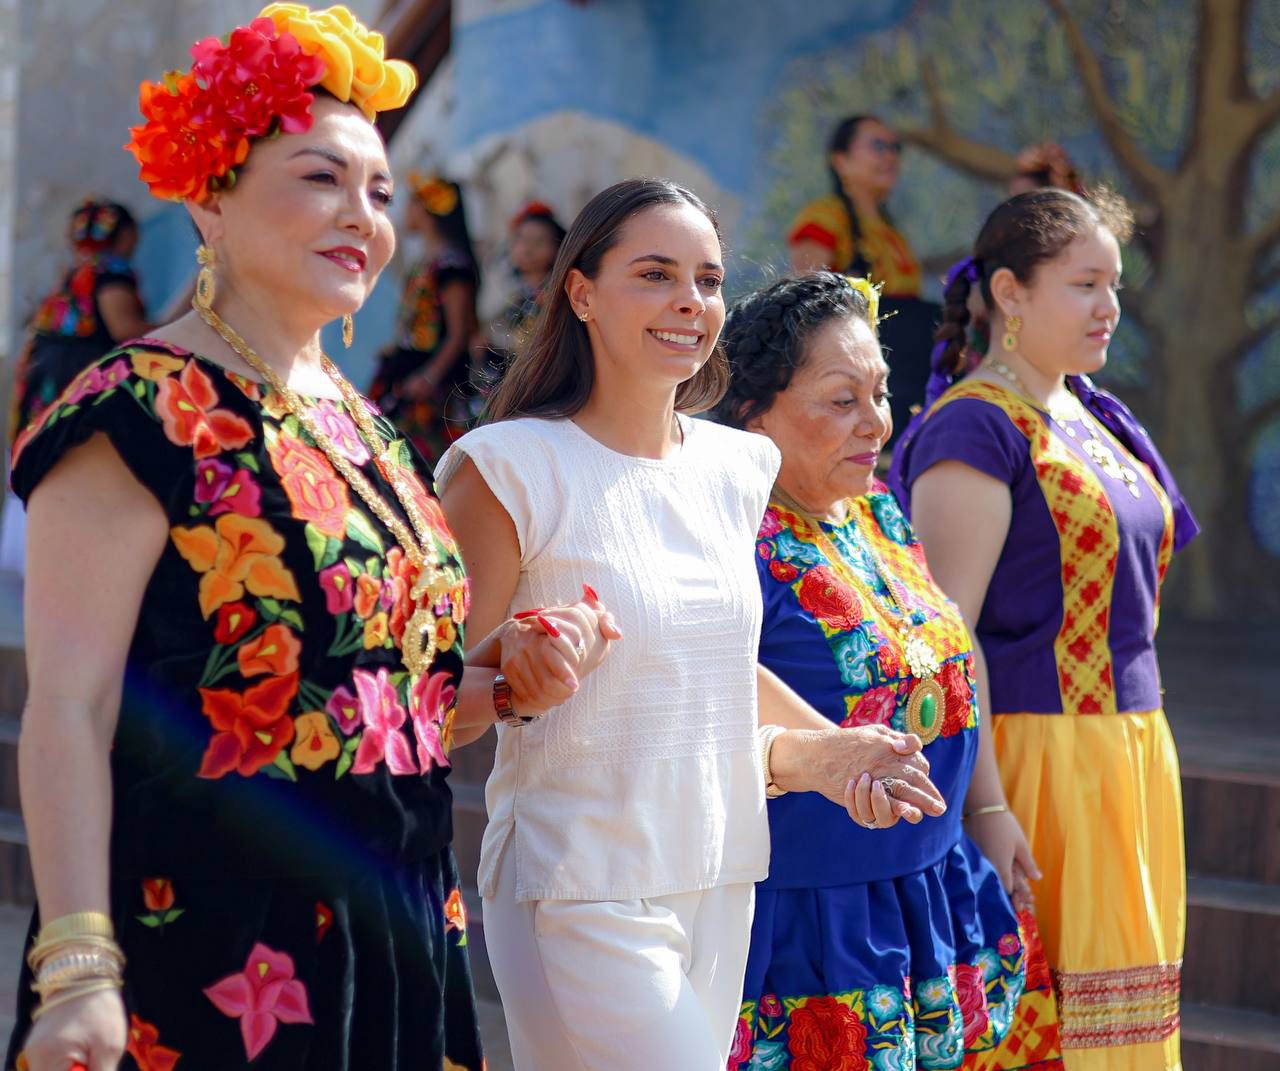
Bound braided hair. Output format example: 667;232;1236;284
713;272;872;429
933;187;1135;379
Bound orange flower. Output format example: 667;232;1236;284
363;611;390;650
155;360;253;458
434;615;457;650
353;573;381;619
130;349;186;381
238;623;301;678
142;878;175;912
126;1013;181;1071
444;888;466;933
171;514;301;619
268;432;351;538
290;711;340;771
197;672;299;778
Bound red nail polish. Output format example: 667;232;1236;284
536;615;561;638
582;583;600;602
513;609;544;619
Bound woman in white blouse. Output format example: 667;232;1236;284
437;179;946;1070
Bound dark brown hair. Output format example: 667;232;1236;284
934;187;1135;377
482;178;730;423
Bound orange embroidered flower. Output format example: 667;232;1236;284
434;615;457;650
197;672;299;778
155;360;254;458
130;349;186;381
171;514;301;619
353;573;382;619
444;888;466;933
290;711;340;771
238;622;301;677
363;611;390;650
268;432;351;538
142;878;175;912
126;1013;182;1071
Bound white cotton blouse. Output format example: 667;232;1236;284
436;414;780;902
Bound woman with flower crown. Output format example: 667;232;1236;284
6;6;619;1070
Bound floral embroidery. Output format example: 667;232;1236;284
788;995;868;1071
203;942;313;1061
445;887;467;945
171;514;302;619
797;566;863;631
291;711;341;771
237;622;301;678
352;666;416;775
195;458;262;517
309;400;371;465
137;878;185;929
268;431;351;538
125;1014;181;1071
315;902;334;943
156;361;254;458
197;672;300;779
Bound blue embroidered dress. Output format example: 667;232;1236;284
732;482;1062;1071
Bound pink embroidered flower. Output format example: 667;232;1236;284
409;670;454;772
351;667;416;775
195;458;262;517
842;685;897;728
203;942;313;1061
760;993;783;1018
954;962;990;1048
758;508;783;538
325;684;361;736
318;562;355;615
726;1014;752;1070
65;358;130;405
998;933;1021;956
308;400;371;465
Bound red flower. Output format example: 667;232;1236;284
769;560;799;583
191;19;325;139
142;878;175;912
797;567;863;630
197;673;299;778
444;888;466;934
760;993;783;1018
125;72;250;203
954;962;990;1048
155;360;254;458
203;942;313;1061
726;1014;753;1070
998;933;1021;957
214;601;257;645
315;901;333;943
268;433;351;538
877;643;902;680
126;1014;181;1071
1019;910;1053;992
937;659;974;737
841;685;897;728
787;995;868;1071
237;622;301;678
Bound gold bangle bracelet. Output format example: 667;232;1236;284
30;978;121;1021
28;934;125;974
963;803;1009;820
34;911;114;946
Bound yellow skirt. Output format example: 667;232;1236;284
992;710;1184;1071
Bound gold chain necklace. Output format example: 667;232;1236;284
770;489;946;743
983;358;1141;499
193;302;449;678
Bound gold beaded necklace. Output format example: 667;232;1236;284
194;301;451;678
770;488;946;744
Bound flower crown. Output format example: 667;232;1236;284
125;4;417;203
410;174;459;217
845;276;883;330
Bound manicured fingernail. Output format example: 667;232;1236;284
859;773;870;788
513;608;544;619
583;583;599;601
536;615;561;638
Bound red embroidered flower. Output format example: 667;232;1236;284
760;993;783;1018
155;361;254;458
1020;910;1053;992
203;942;313;1060
797;567;863;630
214;601;257;645
125;1013;181;1071
237;623;301;678
998;933;1021;957
197;672;299;778
125;72;251;203
841;685;897;728
268;432;351;538
315;901;333;943
954;962;990;1048
877;643;902;680
769;560;799;583
141;878;175;912
444;888;466;934
726;1013;753;1070
191;18;325;139
937;659;974;737
787;995;868;1071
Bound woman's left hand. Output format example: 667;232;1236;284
965;809;1041;911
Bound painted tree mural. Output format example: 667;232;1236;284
749;0;1280;617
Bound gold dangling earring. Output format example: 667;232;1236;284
342;313;354;349
1002;314;1022;353
194;244;217;311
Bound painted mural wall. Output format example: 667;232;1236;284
439;0;1280;618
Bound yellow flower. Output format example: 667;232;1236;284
363;611;390;649
434;615;457;650
130;350;186;381
258;3;418;119
845;276;882;331
291;711;340;771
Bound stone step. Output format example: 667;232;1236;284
1181;770;1280;886
1183;877;1280;1014
1182;1002;1280;1071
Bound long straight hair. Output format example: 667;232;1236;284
482;178;731;423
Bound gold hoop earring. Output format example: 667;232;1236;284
194;244;217;311
342;314;354;349
1002;314;1022;353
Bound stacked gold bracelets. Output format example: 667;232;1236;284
27;912;125;1020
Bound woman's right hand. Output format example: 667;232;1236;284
18;987;126;1071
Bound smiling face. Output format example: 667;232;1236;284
832;118;902;202
995;225;1123;378
567;201;726;395
190;94;396;326
751;313;891;511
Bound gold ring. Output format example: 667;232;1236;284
879;777;907;799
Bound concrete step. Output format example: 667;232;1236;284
1182;1002;1280;1071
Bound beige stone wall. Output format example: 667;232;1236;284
0;0;18;365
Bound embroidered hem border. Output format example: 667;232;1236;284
1054;961;1181;1049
